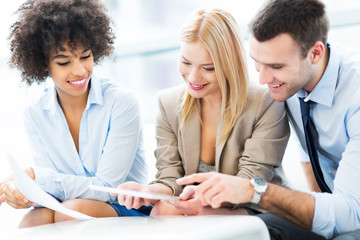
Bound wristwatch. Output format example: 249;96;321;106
250;177;268;204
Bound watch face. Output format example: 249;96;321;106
254;177;267;186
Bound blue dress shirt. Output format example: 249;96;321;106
286;44;360;238
23;76;148;204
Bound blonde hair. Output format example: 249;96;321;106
180;8;248;142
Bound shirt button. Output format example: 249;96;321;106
309;103;314;109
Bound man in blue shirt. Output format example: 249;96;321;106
176;0;360;239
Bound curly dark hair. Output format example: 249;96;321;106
8;0;115;85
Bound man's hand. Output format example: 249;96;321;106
176;172;253;208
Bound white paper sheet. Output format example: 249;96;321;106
89;185;180;200
7;153;94;220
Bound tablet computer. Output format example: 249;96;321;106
89;185;180;200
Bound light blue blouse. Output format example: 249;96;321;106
23;76;148;204
286;44;360;238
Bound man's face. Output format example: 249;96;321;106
249;33;315;102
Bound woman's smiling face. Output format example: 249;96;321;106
178;41;221;101
48;43;94;101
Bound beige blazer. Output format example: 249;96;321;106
153;84;290;196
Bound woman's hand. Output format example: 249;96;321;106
114;181;155;209
0;182;5;206
0;168;36;208
0;180;35;209
164;185;204;216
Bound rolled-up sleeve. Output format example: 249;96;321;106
311;103;360;238
24;81;146;203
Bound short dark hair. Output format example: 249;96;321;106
8;0;115;85
249;0;329;57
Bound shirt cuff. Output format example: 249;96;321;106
33;167;65;201
310;192;336;239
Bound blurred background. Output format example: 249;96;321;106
0;0;359;232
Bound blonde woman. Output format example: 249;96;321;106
115;8;290;215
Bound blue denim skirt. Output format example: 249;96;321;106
108;203;152;216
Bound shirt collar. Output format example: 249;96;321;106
41;75;104;114
41;84;58;115
296;44;340;107
86;76;104;110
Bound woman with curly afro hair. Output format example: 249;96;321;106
1;0;151;227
